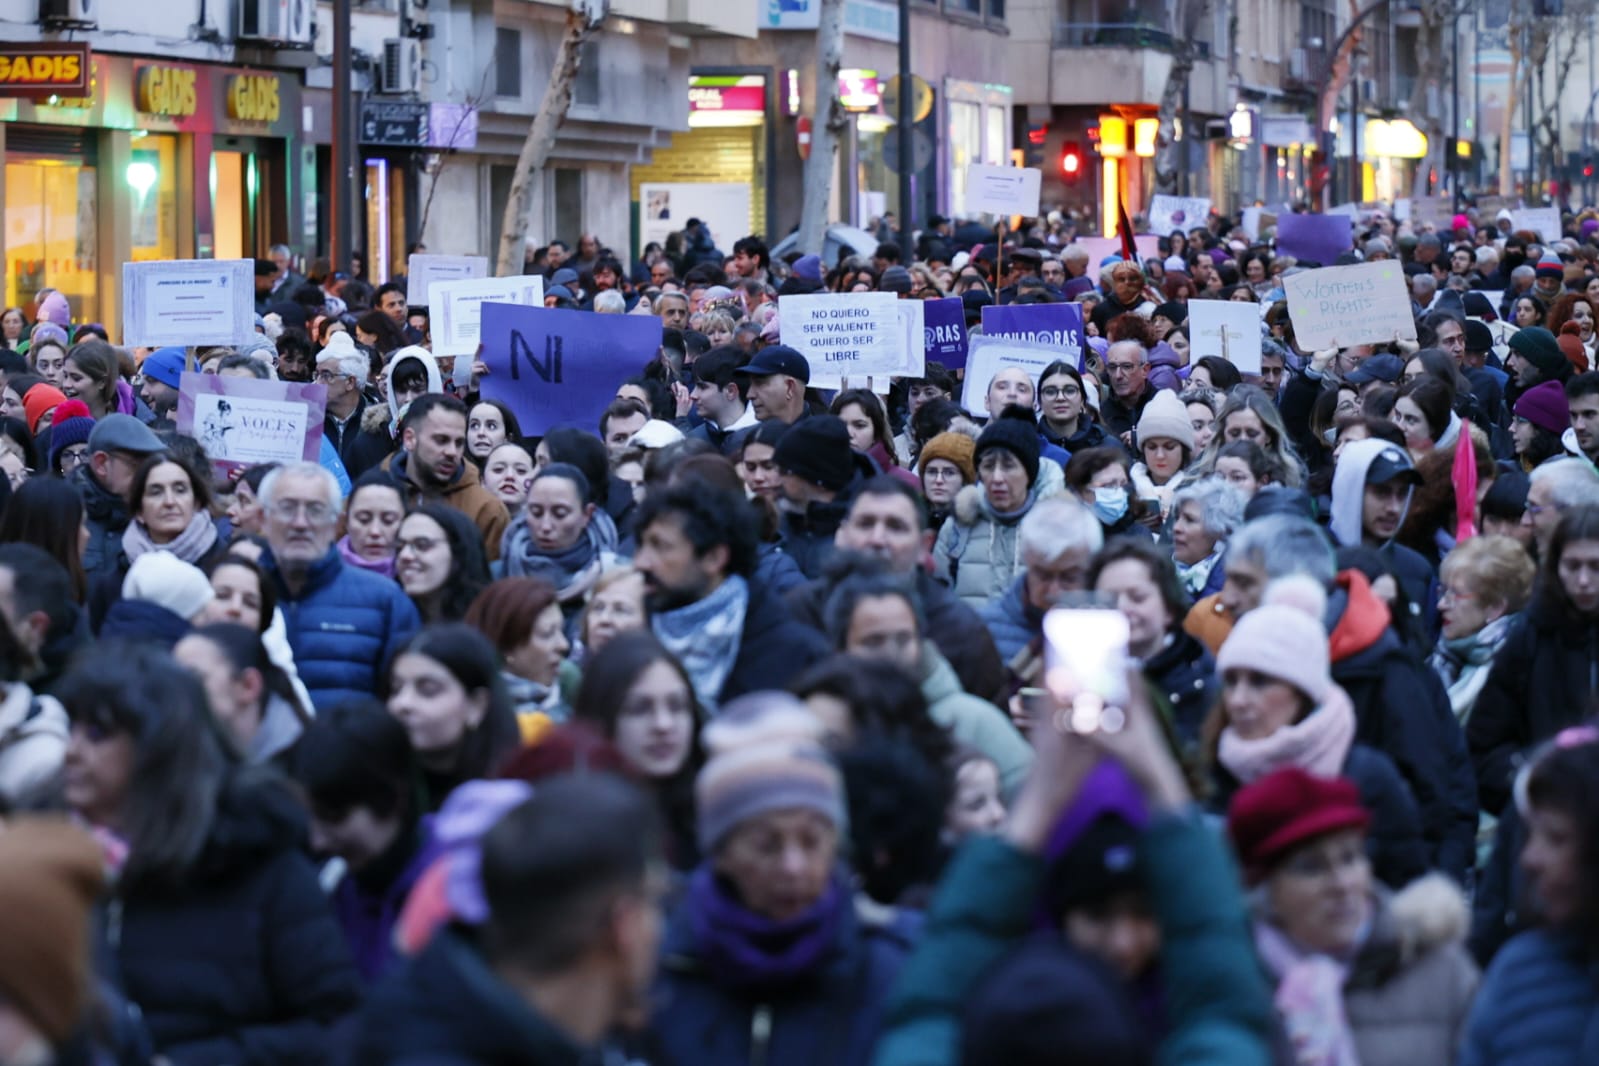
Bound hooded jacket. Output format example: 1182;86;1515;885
383;450;510;561
918;643;1032;797
344;348;447;478
1325;570;1477;882
1329;438;1439;644
0;682;66;805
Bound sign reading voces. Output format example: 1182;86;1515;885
175;372;327;479
1283;262;1418;351
479;303;663;437
0;43;91;99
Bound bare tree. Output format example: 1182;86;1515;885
494;0;608;277
1153;0;1210;194
418;61;495;244
1526;0;1595;199
797;0;846;256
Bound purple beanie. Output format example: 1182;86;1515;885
1514;378;1572;437
1583;218;1599;241
36;291;71;328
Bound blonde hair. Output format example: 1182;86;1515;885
1439;534;1535;615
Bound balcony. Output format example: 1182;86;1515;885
1053;21;1209;56
1284;46;1329;94
1047;21;1217;109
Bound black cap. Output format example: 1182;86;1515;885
1462;291;1495;319
1243;485;1317;523
736;345;810;384
772;415;853;491
1366;444;1422;486
1345;353;1404;385
1463;319;1494;354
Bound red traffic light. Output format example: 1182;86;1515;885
1061;140;1083;179
1026;123;1048;146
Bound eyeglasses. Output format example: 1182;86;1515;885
1106;362;1141;375
314;369;350;383
395;536;439;554
269;499;334;523
59;448;89;470
1438;586;1475;605
924;466;963;481
1041;385;1081;399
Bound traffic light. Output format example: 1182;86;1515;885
1024;123;1048;168
1584;156;1595;180
1061;140;1084;183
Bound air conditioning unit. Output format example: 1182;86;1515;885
380;38;422;95
240;0;315;47
40;0;96;29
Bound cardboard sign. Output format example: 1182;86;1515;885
405;254;489;307
781;292;907;389
176;372;326;478
922;296;969;370
479;303;662;437
1512;207;1562;244
964;163;1042;217
959;335;1067;414
980;302;1085;364
1148;195;1211;237
430;275;545;356
1283;262;1418;351
1407;195;1453;229
1188;300;1263;374
122;259;255;347
1276;213;1354;266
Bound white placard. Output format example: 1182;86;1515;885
1512;207;1562;245
405;254;489;307
430;276;544;356
121;259;255;348
964;164;1042;218
781;292;906;389
1283;262;1418;351
638;182;751;264
1327;202;1359;218
1241;206;1264;241
894;298;925;383
1148;195;1211;237
1188;300;1264;374
959;335;1064;414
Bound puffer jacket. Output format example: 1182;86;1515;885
73;465;132;583
384;451;510;562
1143;628;1217;746
0;682;67;805
979;573;1042;670
260;545;421;713
932;485;1033;609
1457;927;1599;1066
918;643;1032;797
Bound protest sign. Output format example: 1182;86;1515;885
1407;195;1452;229
959;335;1068;414
894;299;926;386
430;275;545;356
981;301;1085;364
122;259;255;348
405;254;489;307
479;303;662;437
781;292;906;389
1241;206;1264;241
964;163;1042;217
1327;202;1359;218
1276;213;1354;266
922;296;969;370
1477;195;1517;218
1074;235;1161;266
1283;261;1417;351
176;372;325;478
1188;300;1263;374
1512;207;1561;244
1149;195;1211;237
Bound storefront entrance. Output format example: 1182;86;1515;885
4;127;99;324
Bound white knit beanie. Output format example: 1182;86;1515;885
1216;576;1330;704
121;551;215;621
1135;388;1196;452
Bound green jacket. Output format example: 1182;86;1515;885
870;809;1275;1066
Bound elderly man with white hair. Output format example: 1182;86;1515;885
979;494;1104;666
316;332;373;470
1524;457;1599;557
258;462;420;711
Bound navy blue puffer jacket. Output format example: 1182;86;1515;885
1457;928;1599;1066
260;546;420;712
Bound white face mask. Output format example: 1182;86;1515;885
1092;486;1129;523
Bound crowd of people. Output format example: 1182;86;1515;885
0;203;1597;1065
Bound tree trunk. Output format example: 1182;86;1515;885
798;0;847;256
1499;27;1522;195
494;6;605;277
1153;0;1207;194
1407;6;1446;200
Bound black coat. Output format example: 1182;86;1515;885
1328;582;1478;883
106;773;361;1065
1467;598;1599;815
348;931;586;1066
1143;629;1217;746
721;577;830;705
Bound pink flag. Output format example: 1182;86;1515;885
1453;419;1477;543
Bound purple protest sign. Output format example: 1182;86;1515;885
175;372;326;480
480;303;663;437
1276;213;1354;266
980;302;1085;367
923;296;968;370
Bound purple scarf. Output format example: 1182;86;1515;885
337;534;396;579
687;865;847;993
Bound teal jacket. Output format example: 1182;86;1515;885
870;809;1275;1066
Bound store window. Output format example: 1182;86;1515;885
5;150;99;326
550;168;582;240
495;28;522;99
128;133;179;262
949;99;981;214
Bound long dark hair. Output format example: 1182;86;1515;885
56;642;236;887
355;309;406;355
830;389;896;463
1542;504;1599;622
387;624;519;785
202;553;277;636
0;478;86;601
1524;734;1599;950
404;504;490;622
186;622;311;728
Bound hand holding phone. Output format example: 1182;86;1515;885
1042;608;1130;735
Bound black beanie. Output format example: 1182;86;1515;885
975;418;1042;487
772;414;855;492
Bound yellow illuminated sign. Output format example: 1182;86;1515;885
137;65;198;118
227;74;281;123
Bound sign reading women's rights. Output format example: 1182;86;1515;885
923;296;968;370
781;292;908;389
479;303;662;437
1283;262;1418;351
980;302;1085;367
959;335;1067;414
176;373;326;478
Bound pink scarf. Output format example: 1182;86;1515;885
1254;919;1363;1066
1219;685;1357;783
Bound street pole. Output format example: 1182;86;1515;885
331;0;354;273
896;0;913;257
1450;11;1460;210
1349;51;1360;204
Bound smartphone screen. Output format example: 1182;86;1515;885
1043;608;1130;733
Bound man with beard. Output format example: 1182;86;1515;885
633;481;826;713
383;393;509;560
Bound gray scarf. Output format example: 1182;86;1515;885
651;575;749;714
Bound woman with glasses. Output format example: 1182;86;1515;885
1037;360;1111;453
1229;767;1478;1066
395;504;491;625
917;431;975;534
